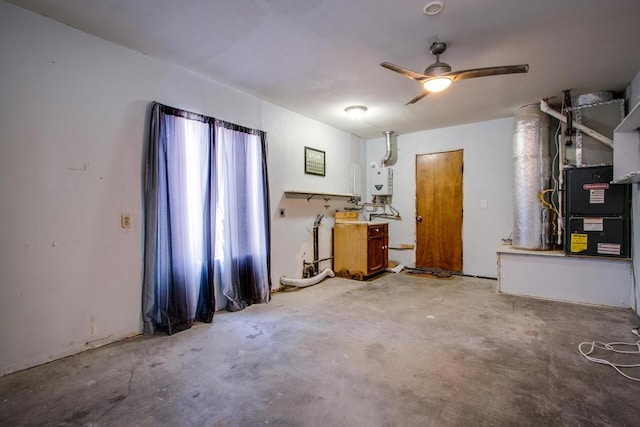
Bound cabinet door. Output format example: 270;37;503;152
367;235;384;274
383;225;389;269
367;224;387;274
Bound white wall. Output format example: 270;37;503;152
633;186;640;316
365;119;515;278
627;69;640;112
263;104;361;282
0;2;360;375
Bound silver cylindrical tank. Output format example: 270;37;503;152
512;104;551;250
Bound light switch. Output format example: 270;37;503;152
121;214;131;229
480;200;488;209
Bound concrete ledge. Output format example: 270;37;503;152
497;245;632;308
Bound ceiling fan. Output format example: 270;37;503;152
381;42;529;105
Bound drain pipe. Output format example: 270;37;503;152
280;215;335;288
540;99;613;148
312;214;323;275
280;268;335;288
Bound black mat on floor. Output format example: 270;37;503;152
404;268;454;280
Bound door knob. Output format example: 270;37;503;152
416;215;423;222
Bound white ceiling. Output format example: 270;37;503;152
7;0;640;139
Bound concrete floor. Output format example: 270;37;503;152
1;273;639;426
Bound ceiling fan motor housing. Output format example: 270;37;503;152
424;42;450;77
424;62;451;77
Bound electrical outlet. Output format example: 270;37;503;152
279;208;286;218
121;214;131;229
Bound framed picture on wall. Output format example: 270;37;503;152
304;146;326;176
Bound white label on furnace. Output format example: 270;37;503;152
597;243;621;255
589;189;605;204
583;218;603;232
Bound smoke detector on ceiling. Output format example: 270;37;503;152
423;1;444;15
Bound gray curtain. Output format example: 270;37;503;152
142;103;271;335
213;119;272;312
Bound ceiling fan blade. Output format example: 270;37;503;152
448;64;529;82
405;91;429;105
380;62;427;82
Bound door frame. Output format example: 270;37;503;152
414;149;464;272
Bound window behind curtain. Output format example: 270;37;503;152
143;103;271;335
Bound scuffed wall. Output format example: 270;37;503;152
0;1;359;375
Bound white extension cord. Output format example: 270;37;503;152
578;329;640;381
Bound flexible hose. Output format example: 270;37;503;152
279;268;335;288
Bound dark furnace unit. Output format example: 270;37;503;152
565;165;630;258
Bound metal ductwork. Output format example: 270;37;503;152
381;131;393;166
539;99;613;148
512;104;552;250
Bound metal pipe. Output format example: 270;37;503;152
310;214;324;276
557;132;564;246
381;131;393;166
307;256;333;265
540;99;613;148
312;226;319;275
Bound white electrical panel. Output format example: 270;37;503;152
371;166;393;196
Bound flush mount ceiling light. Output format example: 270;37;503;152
345;105;368;120
423;1;444;15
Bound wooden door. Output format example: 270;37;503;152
415;150;463;272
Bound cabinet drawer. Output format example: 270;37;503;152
368;224;386;238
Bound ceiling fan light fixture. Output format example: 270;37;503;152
345;105;368;120
423;76;452;92
381;40;528;105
